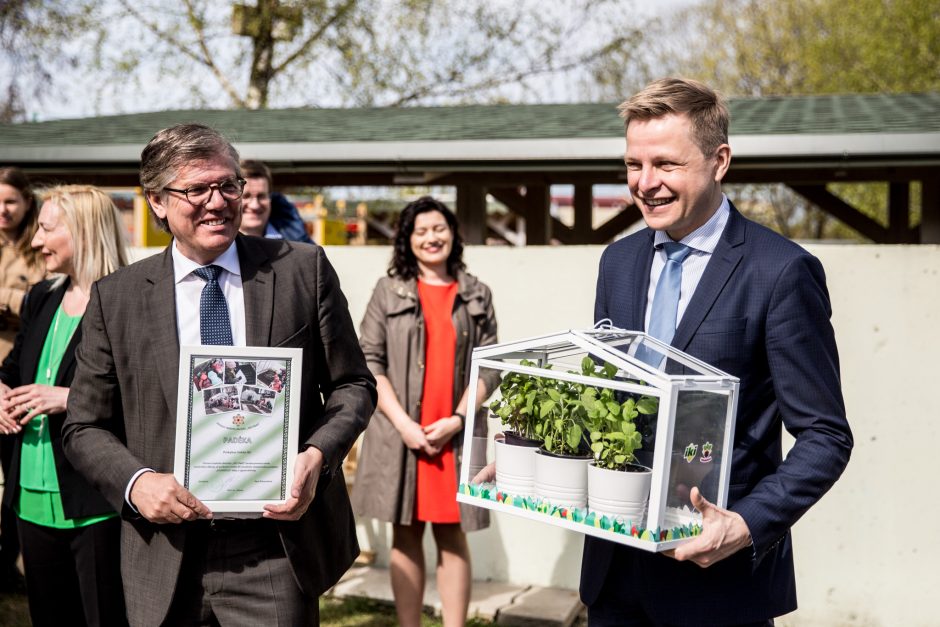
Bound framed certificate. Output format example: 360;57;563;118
173;345;302;513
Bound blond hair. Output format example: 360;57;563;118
618;77;729;156
39;185;128;289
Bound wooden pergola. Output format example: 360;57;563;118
2;93;938;244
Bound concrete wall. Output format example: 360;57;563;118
323;243;940;627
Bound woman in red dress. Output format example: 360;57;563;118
354;197;499;627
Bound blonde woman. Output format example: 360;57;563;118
0;185;128;626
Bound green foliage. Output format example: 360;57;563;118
674;0;940;98
667;0;938;242
488;358;542;441
493;356;659;461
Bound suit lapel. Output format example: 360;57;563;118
672;204;746;352
146;247;182;416
631;231;655;331
236;235;274;347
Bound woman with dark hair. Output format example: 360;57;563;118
0;184;128;626
353;196;500;627
0;167;46;591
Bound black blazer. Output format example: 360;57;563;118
582;204;853;624
0;278;114;518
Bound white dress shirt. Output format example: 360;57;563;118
644;194;730;333
171;241;247;346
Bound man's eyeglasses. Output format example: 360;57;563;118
163;178;247;206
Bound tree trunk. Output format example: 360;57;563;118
246;0;278;110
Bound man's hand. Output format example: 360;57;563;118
423;415;462;449
263;446;323;521
471;462;495;484
130;471;212;524
668;487;753;568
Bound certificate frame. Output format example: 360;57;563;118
173;345;302;513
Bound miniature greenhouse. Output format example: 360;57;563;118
456;327;740;552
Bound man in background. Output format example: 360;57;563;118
240;159;314;243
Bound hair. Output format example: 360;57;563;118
139;124;242;231
0;167;43;268
388;196;465;280
618;77;729;156
39;185;129;289
240;159;272;188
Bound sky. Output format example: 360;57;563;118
16;0;697;122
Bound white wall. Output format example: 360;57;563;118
325;243;940;626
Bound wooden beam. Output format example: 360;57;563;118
456;185;487;244
921;177;940;244
573;184;593;241
487;187;526;214
888;182;911;243
551;218;575;245
592;206;644;244
789;184;889;243
524;185;551;245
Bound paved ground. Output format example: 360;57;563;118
330;565;585;626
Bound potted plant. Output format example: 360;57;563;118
584;379;659;524
489;360;543;495
531;357;600;509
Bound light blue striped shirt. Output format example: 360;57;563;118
644;195;730;332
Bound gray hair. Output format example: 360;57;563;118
139;124;242;230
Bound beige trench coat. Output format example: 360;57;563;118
352;270;500;531
0;244;45;360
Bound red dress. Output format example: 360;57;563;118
414;280;461;523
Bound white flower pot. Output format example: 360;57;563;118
534;449;591;509
587;462;652;525
494;438;538;496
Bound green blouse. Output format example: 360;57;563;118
16;304;116;529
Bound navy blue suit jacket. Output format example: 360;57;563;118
581;204;853;624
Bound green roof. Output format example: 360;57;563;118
1;93;937;147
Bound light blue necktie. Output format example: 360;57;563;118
193;265;234;345
648;242;692;344
638;242;691;365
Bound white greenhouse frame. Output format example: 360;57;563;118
456;328;740;552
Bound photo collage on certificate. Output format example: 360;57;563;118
185;356;291;503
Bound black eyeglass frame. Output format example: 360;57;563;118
163;178;247;205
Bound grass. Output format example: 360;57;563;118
0;592;492;626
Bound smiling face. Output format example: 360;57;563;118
32;201;74;276
410;210;453;277
0;183;30;238
240;176;271;237
625;113;730;241
147;155;242;265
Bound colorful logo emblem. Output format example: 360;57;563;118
684;443;698;463
232;414;245;426
700;441;713;463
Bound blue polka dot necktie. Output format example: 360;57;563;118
193;265;233;346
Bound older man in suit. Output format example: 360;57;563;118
63;124;376;626
582;78;853;625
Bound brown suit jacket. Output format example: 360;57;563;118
63;235;377;627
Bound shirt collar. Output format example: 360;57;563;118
263;223;283;239
653;194;730;254
172;239;242;284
